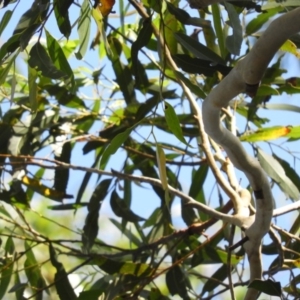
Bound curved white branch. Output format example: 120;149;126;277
202;7;300;299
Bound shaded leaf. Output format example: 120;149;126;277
166;265;190;298
224;2;242;55
248;279;281;296
82;179;112;252
45;29;75;90
131;17;153;85
28;42;66;79
49;244;77;300
93;257;154;277
174;32;225;64
24;242;46;298
54;142;71;194
0;9;12;36
173;54;231;76
110;190;145;222
0;237;14;300
53;0;73;38
202;264;227;295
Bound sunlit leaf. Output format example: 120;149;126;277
97;0;115;17
75;0;91;59
280;39;300;58
164;101;189;146
22;175;72;201
240;126;291;142
257;148;300;200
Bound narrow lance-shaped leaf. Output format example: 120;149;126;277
248;279;281;297
257;148;300;200
28;42;66;79
24;241;46;297
174;32;225;64
164;101;190;146
75;0;91;59
110;189;145;222
45;29;75;90
224;2;242;55
0;10;13;36
82;179;112;252
131;17;153;83
49;244;77;300
53;0;73;38
28;65;38;111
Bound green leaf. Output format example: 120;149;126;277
174;32;225;64
28;66;38;111
248;279;281;296
54;142;71;194
0;10;13;36
166;266;190;298
246;7;282;35
164;101;189;146
202;264;227;295
75;0;91;59
49;244;77;300
13;0;50;49
131;17;153;84
101;127;132;165
212;4;226;58
110;190;145;222
93;257;154;277
166;2;210;28
53;0;73;38
45;29;75;90
175;71;207;98
82;179;112;252
0;237;14;300
240;126;292;142
28;42;66;79
173;54;231;76
224;2;242;55
24;242;46;297
0;52;18;86
257;148;300;200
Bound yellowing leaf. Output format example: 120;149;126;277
292;259;300;268
216;249;243;265
240;126;291;142
156;144;168;190
22;175;72;201
280;39;300;58
96;0;115;17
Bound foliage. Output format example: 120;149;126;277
0;0;300;299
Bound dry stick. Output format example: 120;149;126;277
201;7;300;300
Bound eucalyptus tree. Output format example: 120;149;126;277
0;0;300;299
